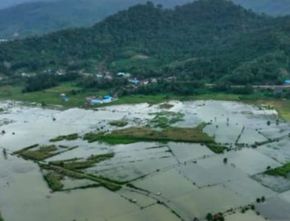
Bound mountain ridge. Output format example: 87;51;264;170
0;0;290;85
1;0;290;39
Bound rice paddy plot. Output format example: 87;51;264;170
279;190;290;204
132;168;198;199
225;210;268;221
253;173;290;193
255;196;290;221
258;137;290;164
227;148;282;175
167;142;215;163
169;185;246;220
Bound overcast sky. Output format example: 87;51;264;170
0;0;55;9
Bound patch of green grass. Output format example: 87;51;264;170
83;124;226;154
253;100;290;121
50;133;79;142
2;83;289;121
16;144;57;161
0;83;106;108
43;171;64;191
205;143;227;154
150;111;184;128
265;163;290;178
50;153;114;170
84;124;213;144
109;56;160;72
84;132;137;144
0;212;4;221
109;120;128;127
40;163;122;192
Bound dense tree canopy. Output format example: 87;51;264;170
1;0;290;85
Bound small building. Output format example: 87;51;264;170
95;74;103;78
56;70;65;76
103;95;113;103
117;72;131;78
141;80;149;85
87;95;113;105
90;99;103;105
284;80;290;85
60;93;69;102
129;78;140;85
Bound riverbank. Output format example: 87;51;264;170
1;84;290;120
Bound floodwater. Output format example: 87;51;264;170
0;100;290;221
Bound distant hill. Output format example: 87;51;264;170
1;0;290;39
0;0;189;39
233;0;290;16
1;0;290;85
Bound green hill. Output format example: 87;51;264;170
1;0;290;39
0;0;290;85
0;0;190;39
233;0;290;16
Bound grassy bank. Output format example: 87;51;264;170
84;125;213;143
43;171;64;191
15;144;58;161
84;124;227;153
265;163;290;178
0;83;107;108
50;133;79;142
1;84;290;120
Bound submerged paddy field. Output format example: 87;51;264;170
1;100;290;221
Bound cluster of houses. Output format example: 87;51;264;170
116;72;157;86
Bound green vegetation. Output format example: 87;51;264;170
14;144;78;161
43;171;64;192
84;125;214;144
0;0;289;40
2;84;290;122
50;153;114;170
84;132;138;145
206;143;228;154
1;0;290;87
40;156;123;192
109;120;128;127
37;152;119;191
15;144;57;161
150;111;184;128
0;212;3;221
50;133;79;142
0;83;104;108
84;124;226;153
265;163;290;178
206;212;225;221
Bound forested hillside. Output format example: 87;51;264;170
1;0;290;85
234;0;290;16
0;0;190;39
1;0;290;39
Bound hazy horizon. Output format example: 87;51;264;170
0;0;55;9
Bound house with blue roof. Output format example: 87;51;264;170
88;95;113;105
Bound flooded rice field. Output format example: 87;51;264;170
0;100;290;221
